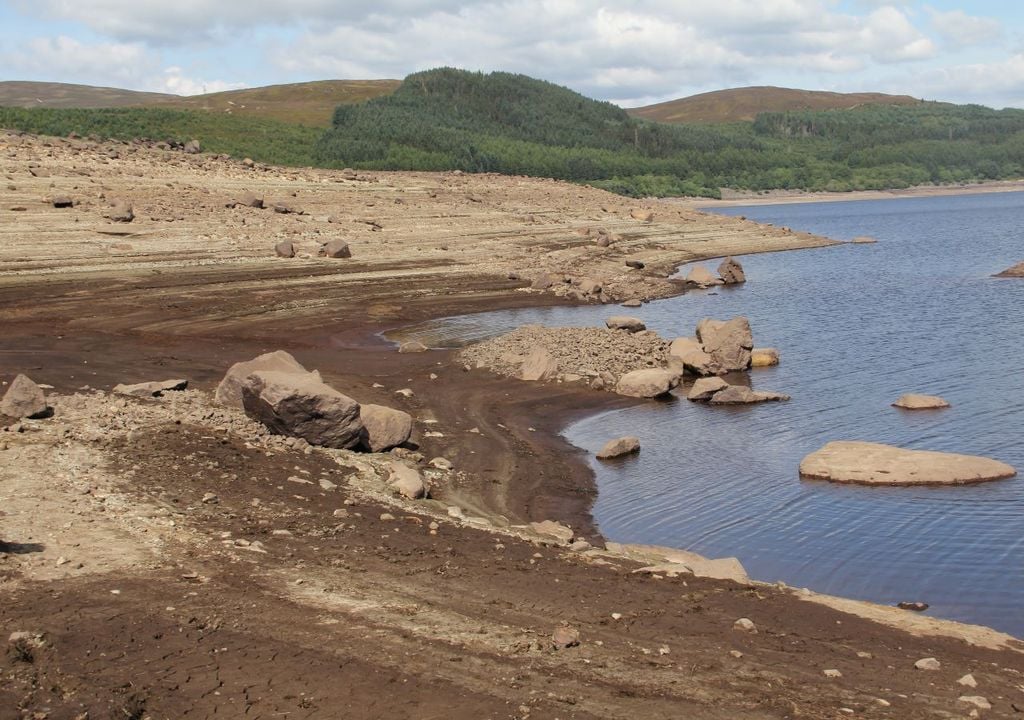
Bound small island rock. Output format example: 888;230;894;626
596;436;641;460
893;394;950;410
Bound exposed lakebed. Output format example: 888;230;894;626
395;191;1024;636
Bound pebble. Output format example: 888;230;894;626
958;673;978;688
729;650;743;658
379;513;395;521
958;696;991;710
874;698;891;707
914;657;941;671
552;625;580;649
823;669;842;679
318;478;337;491
201;492;219;504
733;618;757;633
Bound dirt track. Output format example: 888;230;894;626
3;132;1024;719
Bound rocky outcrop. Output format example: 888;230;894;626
605;316;646;333
696;317;753;373
113;379;188;398
750;348;780;367
215;350;314;409
615;369;678;398
596;436;641;459
686;377;728;401
359;404;413;452
995;261;1024;277
520;348;559;381
893;394;950;410
1;374;50;419
240;370;363;449
717;257;746;284
799;441;1017;486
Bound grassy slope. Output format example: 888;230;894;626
629;86;921;124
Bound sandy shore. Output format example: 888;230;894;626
2;132;1023;719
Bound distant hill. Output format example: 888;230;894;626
628;86;921;124
0;79;400;126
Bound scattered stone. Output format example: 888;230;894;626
892;394;950;410
398;340;428;353
823;669;843;679
320;239;351;258
183;139;201;154
616;368;678;399
552;624;580;649
273;202;301;214
237;191;264;208
958;673;978;688
103;199;134;223
1;374;50;419
696;317;753;372
389;461;426;500
359;404;413;452
897;601;929;612
800;442;1017;486
394;388;414;398
605;316;646;333
201;492;218;504
685;265;721;288
520;347;559;381
717;257;746;284
687;377;729;401
241;370;363;449
625;260;645;270
687;557;750;584
708;385;790;405
596;436;641;460
750;348;780;367
319;478;337;491
215;350;313;409
995;261;1024;277
379;512;396;522
914;657;941;671
621;298;642;307
428;457;452;470
958;696;992;711
112;378;188;398
851;235;878;244
51;195;74;208
530;520;574;544
733;618;757;633
275;240;295;258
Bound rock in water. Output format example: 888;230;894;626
892;394;950;410
615;369;678;398
995;261;1024;277
596;436;641;459
685;265;721;288
851;235;878;244
241;370;363;449
799;441;1016;486
359;404;413;452
696;317;753;372
669;336;702;361
113;379;188;398
215;350;314;409
1;374;49;419
717;257;746;284
708;385;790;404
750;348;780;367
687;377;728;401
605;315;646;332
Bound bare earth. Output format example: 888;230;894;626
3;132;1024;719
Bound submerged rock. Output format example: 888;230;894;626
708;385;790;404
800;441;1016;486
893;394;950;410
685;265;721;288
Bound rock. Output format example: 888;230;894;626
750;348;780;367
625;259;645;270
669;336;702;360
596;436;640;460
615;368;678;398
717;257;746;284
429;457;452;470
696;317;753;372
520;348;559;381
708;385;790;404
823;669;843;679
238;191;264;208
622;298;642;307
799;441;1017;486
896;601;929;612
103;200;134;223
685;265;721;288
687;557;749;584
914;656;941;670
398;341;428;353
630;208;654;223
995;261;1024;277
958;674;978;688
530;520;574;543
113;378;188;398
183;139;201;154
552;625;580;649
52;196;74;208
241;370;363;449
275;241;295;258
273;202;301;214
1;374;50;419
958;696;991;710
892;394;950;410
215;350;313;409
605;315;646;333
389;461;426;499
687;377;729;401
320;239;351;258
359;404;413;452
733;618;757;633
851;235;877;244
577;277;602;295
201;492;218;504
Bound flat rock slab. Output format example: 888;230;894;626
893;394;950;410
800;441;1016;486
113;378;188;398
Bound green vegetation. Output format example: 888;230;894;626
5;69;1024;198
0;106;320;167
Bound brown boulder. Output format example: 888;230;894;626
240;370;363;449
389;461;426;499
183;139;201;154
615;369;678;398
320;240;351;258
687;377;728;401
359;404;413;452
1;374;50;419
696;317;753;372
113;379;188;398
275;241;295;258
51;196;74;208
605;315;646;332
103;200;134;223
717;257;746;284
240;192;264;209
215;350;314;409
668;336;702;360
596;436;641;460
679;348;719;376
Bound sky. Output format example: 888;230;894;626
2;0;1024;108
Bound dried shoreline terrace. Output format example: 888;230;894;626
3;131;1024;719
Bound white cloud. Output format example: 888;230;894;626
893;53;1024;108
928;8;1002;49
156;66;247;95
3;35;156;85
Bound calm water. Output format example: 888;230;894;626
396;192;1024;635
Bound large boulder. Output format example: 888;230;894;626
687;377;728;401
605;316;646;333
678;348;719;376
799;441;1017;486
685;265;721;288
241;370;363;449
389;461;426;499
359;404;413;452
717;257;746;284
520;348;559;381
596;436;641;460
696;317;753;372
215;350;314;409
708;385;790;404
668;336;702;360
893;394;950;410
1;374;49;419
113;379;188;398
615;369;678;398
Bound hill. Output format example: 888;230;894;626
628;86;920;124
0;79;400;127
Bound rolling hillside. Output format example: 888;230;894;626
0;79;400;126
629;86;921;124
